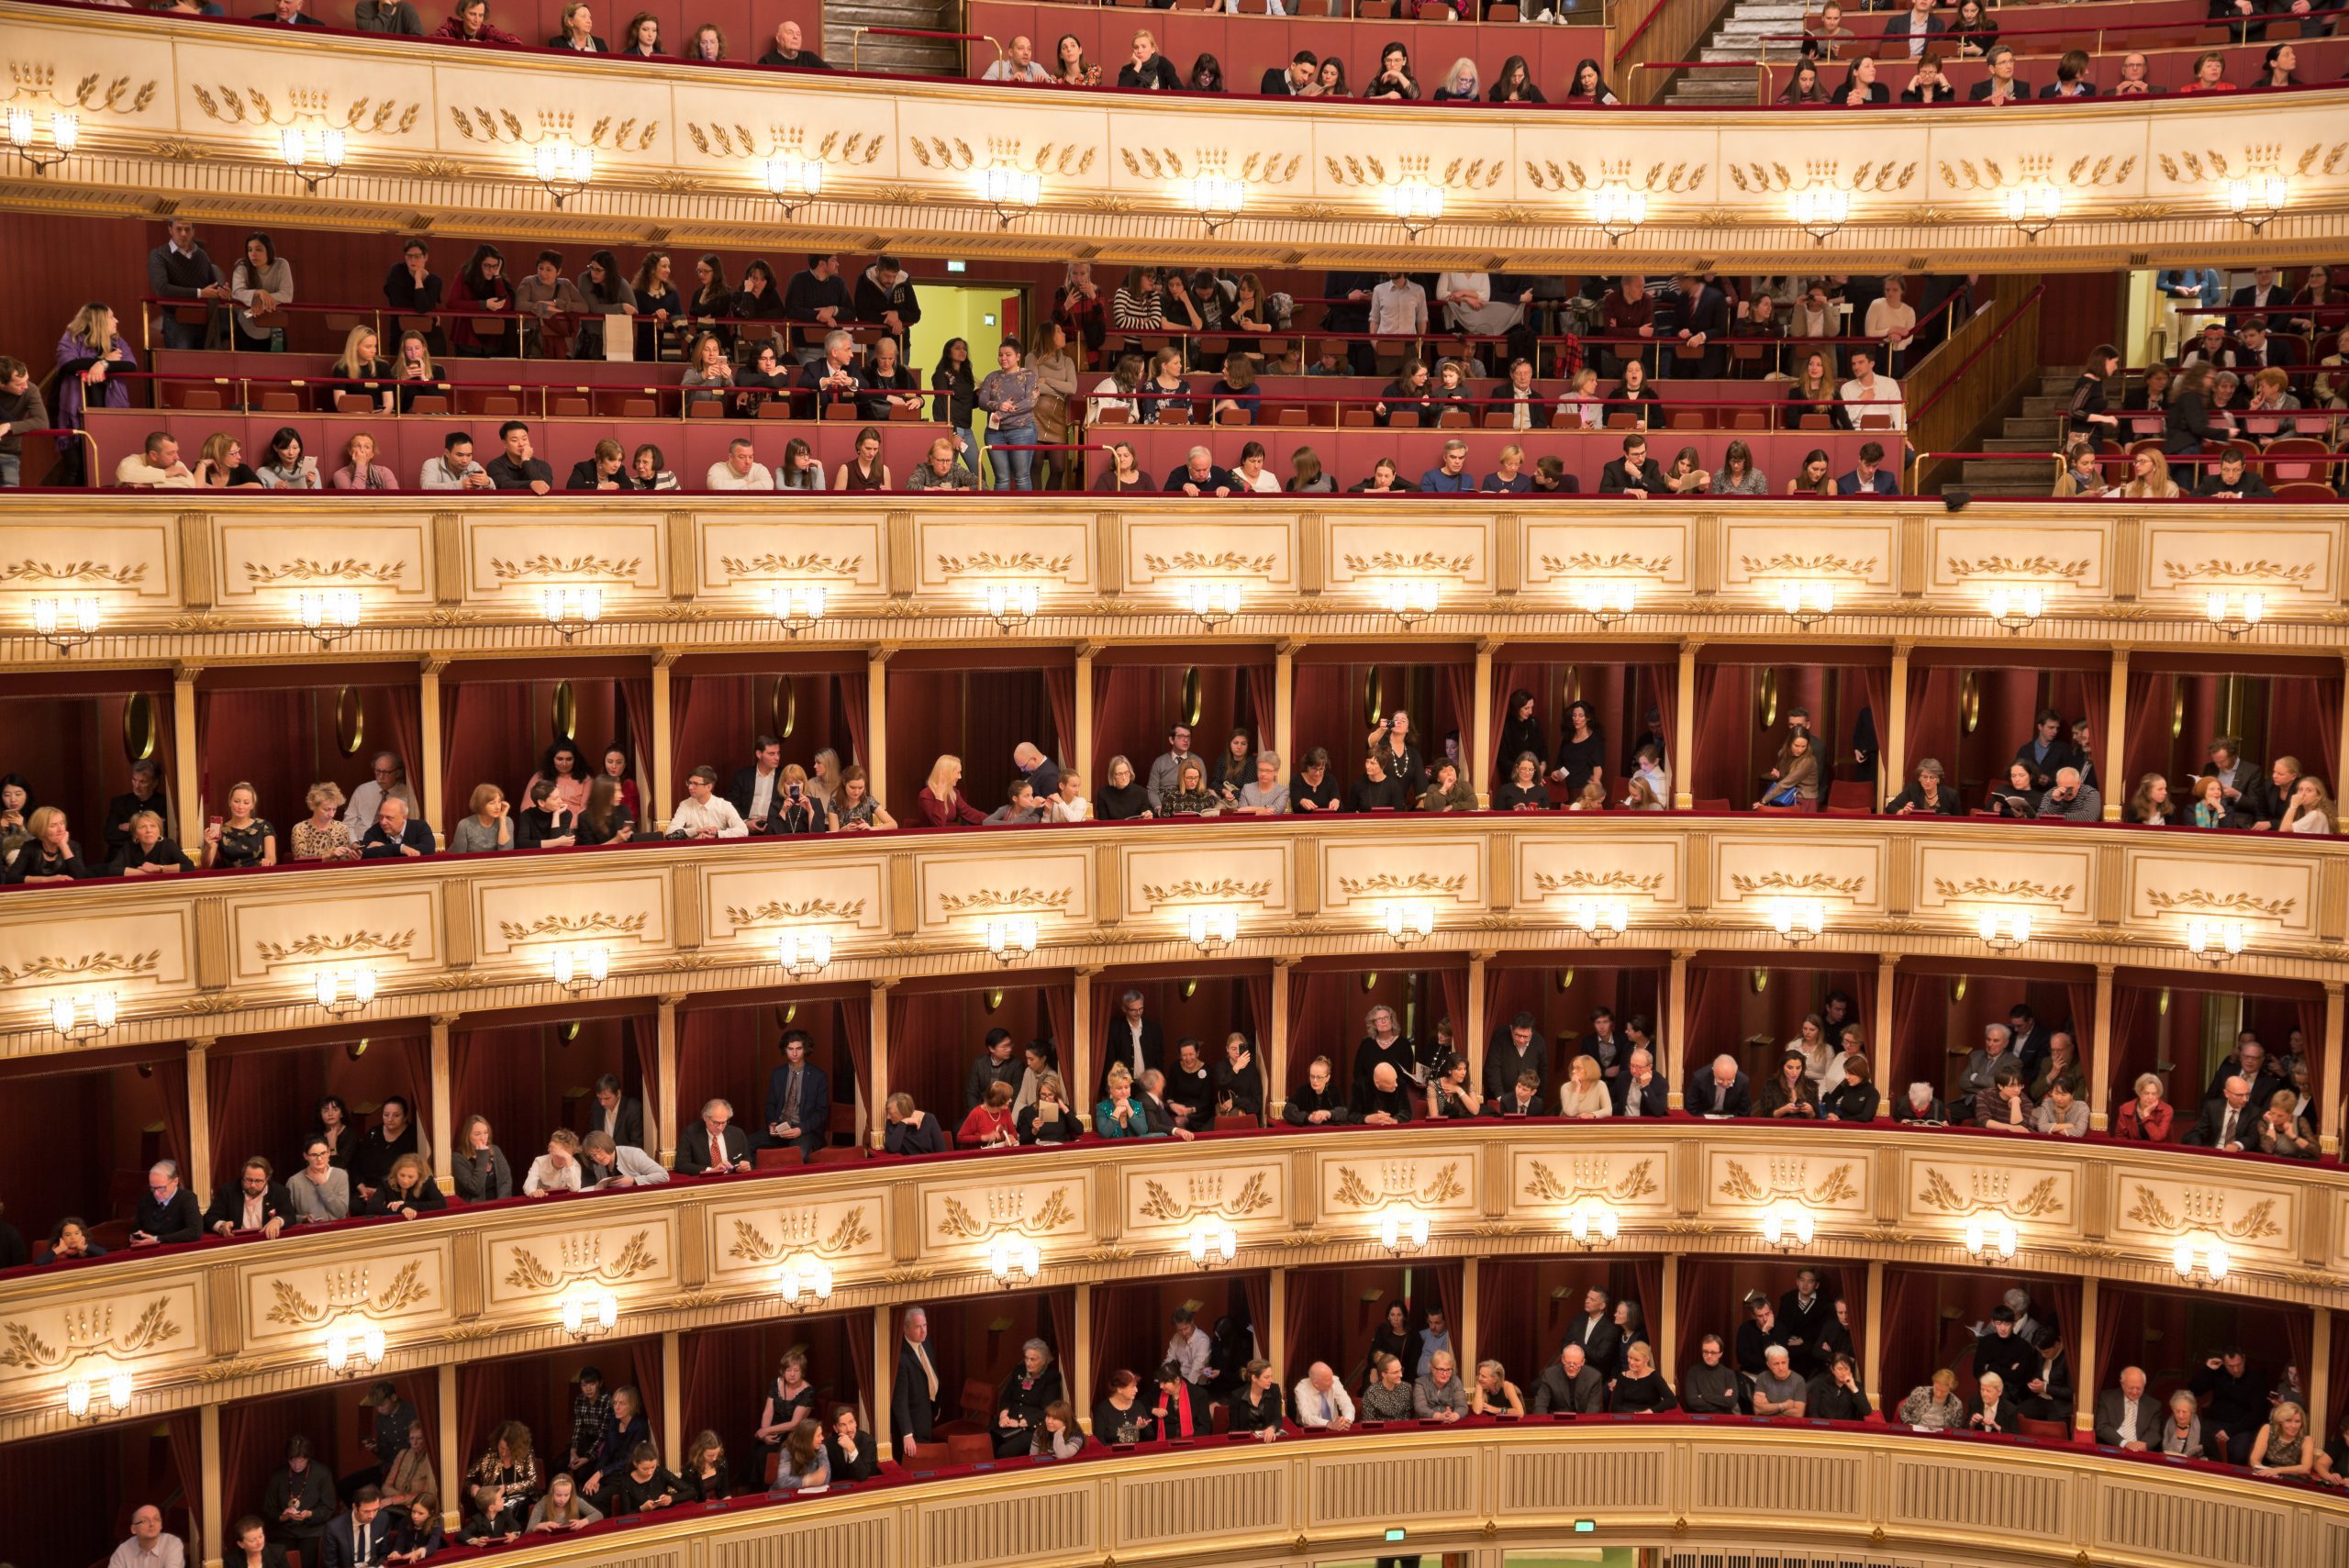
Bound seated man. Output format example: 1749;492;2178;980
1598;434;1666;496
1163;445;1235;496
2039;766;2099;822
669;765;751;840
435;0;524;45
482;419;553;493
1414;1350;1469;1421
419;430;492;490
1691;1053;1752;1117
1292;1362;1354;1429
1750;1345;1809;1418
675;1098;753;1175
1283;1055;1352;1126
2195;448;2274;499
1358;1061;1413;1125
581;1130;668;1188
1419;439;1475;494
758;17;830;69
117;431;196;489
705;439;775;492
1836;439;1898;495
1838;349;1906;435
2188;1075;2256;1151
1965;44;2032;103
906;436;977;491
1531;1342;1606;1415
1680;1334;1742;1414
360;796;434;858
794;329;867;418
1486;1067;1545;1117
2094;1365;2161;1451
204;1156;292;1240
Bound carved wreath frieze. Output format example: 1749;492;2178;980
2122;1184;2282;1241
726;1207;874;1263
503;1230;660;1290
1341;550;1475;574
934;551;1072;577
2160;559;2316;584
1539;552;1672;575
0;949;160;984
724;897;868;929
490;554;641;581
1932;877;2076;906
2154;142;2347;184
253;929;415;963
1729;872;1864;897
194;84;416;134
1522;1156;1659;1206
1138;1173;1274;1223
450;106;656;150
937;1188;1074;1240
1526;156;1709;194
720;552;864;577
2143;889;2296;919
685;125;885;162
1336;873;1466;898
1739;553;1878;578
1916;1168;2063;1218
264;1260;431;1326
1945;556;2089;582
0;559;148;585
496;913;649;942
10;64;157;117
1140;878;1271;905
244;559;405;584
0;1299;180;1371
1141;550;1277;575
1331;1161;1466;1209
1533;871;1664;895
937;886;1071;915
1717;1159;1858;1206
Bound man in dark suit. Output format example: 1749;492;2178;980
727;735;785;833
1881;0;1946;50
1733;1293;1784;1377
2203;1035;2283;1110
2191;1347;2267;1463
1965;45;2032;100
1531;1343;1606;1414
2093;1366;2161;1450
1484;1013;1548;1100
587;1073;645;1153
1598;434;1667;496
1691;1055;1753;1117
204;1156;294;1240
319;1489;392;1568
254;0;327;23
2187;1075;2257;1151
965;1028;1020;1115
891;1306;946;1460
1101;988;1163;1095
262;1434;336;1551
1564;1288;1623;1377
358;797;433;859
1834;440;1899;495
1669;272;1731;377
129;1160;202;1246
1260;50;1318;96
1973;1307;2036;1394
2009;713;2077;795
1614;1049;1670;1117
675;1098;753;1174
763;1029;830;1162
101;759;173;858
2229;267;2288;327
1777;1270;1832;1374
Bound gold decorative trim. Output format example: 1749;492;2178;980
1944;556;2088;582
1521;1156;1659;1205
725;1208;874;1263
253;929;415;963
1137;1173;1274;1223
243;558;405;584
937;886;1071;915
1938;152;2135;191
0;1298;180;1371
1730;872;1865;897
1140;877;1272;905
1141;551;1276;575
1932;876;2076;906
496;912;650;942
0;949;160;984
7;64;157;116
2144;888;2296;919
1539;552;1672;575
937;1188;1074;1240
1341;550;1475;574
502;1230;660;1290
719;552;864;578
1722;157;1909;195
1717;1158;1858;1206
1917;1168;2063;1218
1738;553;1878;578
1331;1161;1466;1209
2161;559;2317;584
2122;1185;2283;1241
684;124;885;163
490;554;641;582
934;551;1073;577
724;897;868;929
0;558;148;584
263;1260;431;1326
1533;871;1664;895
1336;873;1467;898
191;83;416;134
2156;142;2348;184
449;106;655;150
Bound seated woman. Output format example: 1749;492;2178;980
1758;1051;1820;1119
1420;758;1475;812
2256;1088;2321;1160
1754;733;1818;809
1161;758;1219;817
1986;762;2041;819
1495;752;1548;810
918;754;988;827
6;806;92;884
1471;1359;1525;1416
1820;1053;1878;1121
447;784;513;853
677;1430;729;1503
1347;456;1417;494
1897;1370;1965;1429
366;1152;447;1219
1094;1063;1163;1138
1226;1362;1285;1436
1609;361;1664;428
204;783;276;869
2113;1073;2174;1142
575;776;636;846
515;779;578;850
2032;1081;2090;1138
958;1081;1019;1149
995;1340;1063;1458
1428;1053;1482;1119
879;1092;945;1157
332;430;399;491
1609;1341;1675;1413
1375;359;1431;428
769;1418;829;1495
1030;1399;1089;1459
41;1217;106;1264
1095;756;1153;821
1094;1369;1156;1445
1017;1072;1082;1145
1557;1054;1612;1119
1975;1062;2036;1133
2249;1403;2318;1478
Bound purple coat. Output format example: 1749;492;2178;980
53;331;136;445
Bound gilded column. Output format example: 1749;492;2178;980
184;1038;213;1208
866;648;893;816
873;1306;897;1462
429;1015;455;1193
1884;643;1909;810
2076;1275;2100;1437
419;656;448;842
1074;642;1097;780
1268;960;1294;1121
1873;958;1896;1118
1275;640;1299;762
1863;1260;1886;1407
1664;950;1691;1108
650;650;676;832
437;1362;459;1529
1471;639;1496;806
2087;965;2116;1133
2104;649;2128;821
1673;641;1698;809
656;995;681;1168
1072;968;1097;1132
868;981;894;1151
199;1394;222;1568
662;1330;683;1460
1465;954;1487;1096
1072;1282;1095;1432
173;662;203;853
2323;983;2343;1154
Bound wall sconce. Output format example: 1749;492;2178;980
1187;172;1246;235
50;992;117;1041
1789;187;1850;246
983;582;1039;633
1387;179;1444;239
1567;899;1629;943
540;586;602;640
324;1323;386;1378
2171;1239;2231;1286
6;106;77;174
1759;1207;1815;1251
1182;581;1243;629
280;126;346;194
1378;579;1439;628
298;589;362;645
1185;907;1237;956
1976;910;2032;952
1575;580;1636;628
1770;900;1824;946
1380;902;1433;949
30;595;101;652
976;163;1041;228
2225;174;2286;234
763;155;823;219
766;584;826;637
550;945;610;993
64;1372;131;1422
777;930;832;979
984;916;1039;964
1962;1217;2017;1262
1776;581;1835;628
1589;183;1646;246
1986;584;2043;634
1376;1207;1430;1256
1565;1207;1620;1251
986;1235;1041;1287
778;1260;835;1313
561;1288;618;1341
2184;917;2245;964
314;969;377;1018
2004;183;2061;241
2206;590;2265;639
532;142;595;207
1186;1220;1237;1267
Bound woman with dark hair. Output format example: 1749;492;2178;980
1316;57;1350;97
313;1094;358;1173
1787;449;1833;495
1779;61;1830;103
629;251;680;360
1783;350;1842;428
1367;42;1419;100
1497;689;1546;776
1564;59;1619;105
526;740;591;820
777;436;827;492
933;338;978;449
576;776;634;846
1950;0;1997;58
686;252;733;350
229;231;292;351
445;243;514;356
1489;55;1544;103
255;427;318;489
1838;56;1887;105
1553;700;1606;795
1711;439;1767;495
1609;360;1663;428
619;11;662;56
572;250;635;360
731;261;785;352
1187;53;1225;92
1052;34;1099;87
629;444;677;491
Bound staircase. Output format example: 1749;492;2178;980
1951;366;2082;498
826;0;963;77
1663;0;1808;107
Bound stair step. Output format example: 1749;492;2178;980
1985;437;2058;453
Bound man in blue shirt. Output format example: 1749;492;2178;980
1835;439;1899;495
1419;439;1475;493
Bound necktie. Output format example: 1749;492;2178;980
785;1069;803;1123
2122;1398;2138;1436
914;1341;939;1398
2221;1108;2238;1145
1713;1081;1726;1111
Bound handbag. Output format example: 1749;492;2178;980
1764;783;1801;808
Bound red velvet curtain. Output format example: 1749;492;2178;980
1284;970;1341;1094
451;1022;556;1155
1243;973;1273;1065
441;682;540;823
152;1054;190;1191
1852;662;1889;795
383;684;423;829
1044;668;1075;770
457;1356;552;1474
1889;970;1943;1105
1440;663;1475;788
1640;662;1678;784
1487;662;1542;784
164;1411;205;1551
1041;977;1073;1069
837;668;868;770
886;989;974;1127
675;1007;751;1136
618;673;654;794
1903;665;1962;781
1246;663;1278;756
2269;670;2345;791
837;993;872;1129
2121;671;2174;797
1688;663;1752;806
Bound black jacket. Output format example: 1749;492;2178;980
1598;456;1668;494
675;1120;752;1174
1689;1071;1753;1117
1613;1073;1670;1117
203;1182;295;1235
1806;1375;1873;1421
135;1186;203;1243
1118;55;1181;89
2196;468;2274;498
1282;1083;1352;1126
1886;781;1964;816
1485;1025;1549;1095
1531;1362;1607;1414
102;791;173;851
892;1339;945;1449
1564;1312;1622;1377
885;1114;949;1156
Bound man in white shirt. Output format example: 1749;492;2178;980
1164;1307;1216;1390
1368;271;1428;338
1292;1362;1356;1430
417;431;492;490
115;431;196;488
670;765;751;839
981;34;1052;81
1838;349;1906;433
705;438;775;492
523;1129;587;1195
2095;1365;2158;1450
581;1129;669;1188
345;752;417;835
109;1506;185;1568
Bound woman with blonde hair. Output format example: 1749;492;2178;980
368;1151;446;1219
1470;1359;1525;1416
449;783;512;852
195;432;262;488
2119;448;2180;499
53;303;136;474
452;1114;513;1203
918;754;985;827
329;324;395;413
2127;773;2174;825
550;1;606;50
332;430;398;490
1558;1054;1612;1119
205;782;276;869
1433;57;1481;101
2281;775;2334;835
1897;1370;1965;1429
292;782;360;861
525;1471;597;1532
1043;770;1089;823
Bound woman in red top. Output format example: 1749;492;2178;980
444;243;518;357
597;743;640;819
957;1081;1019;1148
2180;51;2236;94
2113;1072;2175;1141
918;754;988;827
